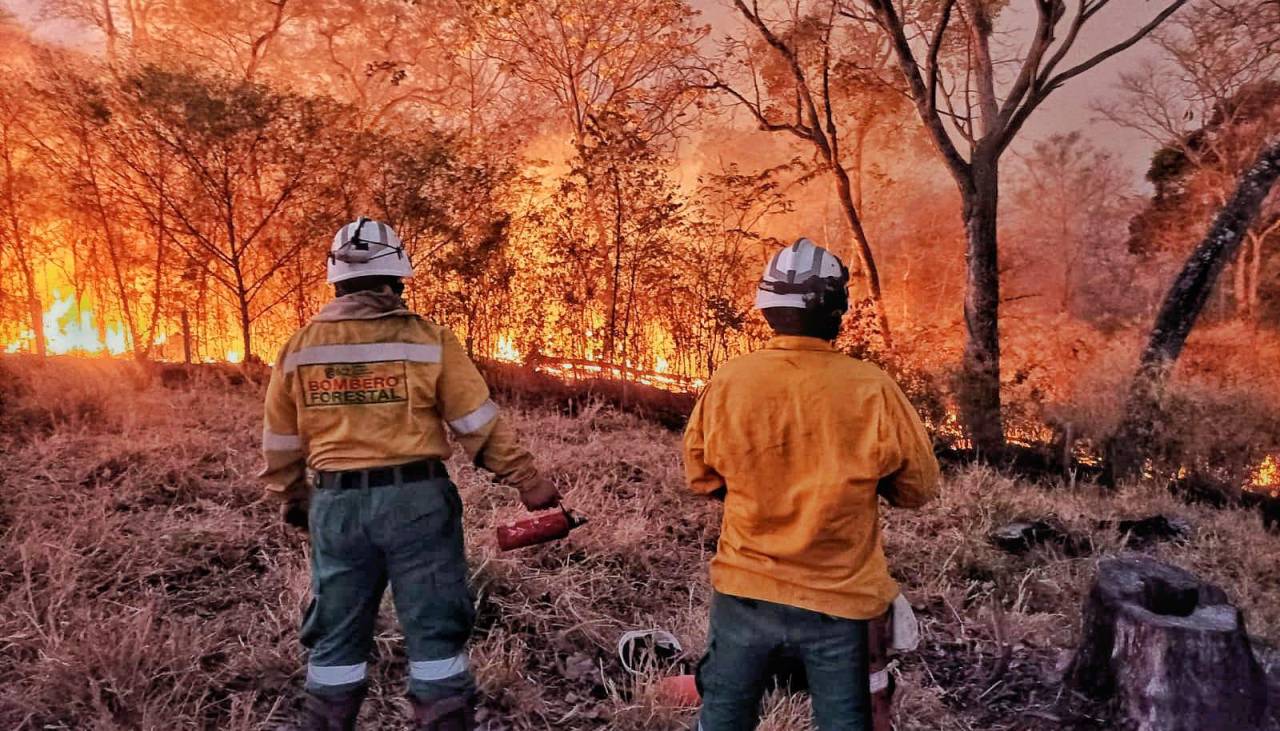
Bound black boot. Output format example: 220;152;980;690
409;693;477;731
301;686;367;731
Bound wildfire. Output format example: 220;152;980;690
1254;455;1279;494
5;294;128;356
4;285;256;363
494;335;522;364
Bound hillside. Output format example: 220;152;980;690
0;356;1277;730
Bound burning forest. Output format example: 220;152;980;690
1;0;1279;730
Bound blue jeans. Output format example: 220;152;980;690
696;592;872;731
300;478;476;701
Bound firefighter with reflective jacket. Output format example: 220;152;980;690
259;219;561;731
684;239;940;731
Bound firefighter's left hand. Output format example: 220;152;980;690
520;477;562;511
281;499;309;532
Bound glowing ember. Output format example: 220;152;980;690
1253;455;1278;494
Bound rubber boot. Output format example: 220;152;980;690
301;686;367;731
409;693;477;731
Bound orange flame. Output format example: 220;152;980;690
493;334;522;364
5;294;128;356
1254;455;1278;495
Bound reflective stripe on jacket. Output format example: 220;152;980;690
259;293;538;500
683;335;940;620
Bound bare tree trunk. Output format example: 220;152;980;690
866;0;1188;459
82;134;142;356
139;206;168;362
291;255;308;329
465;303;476;359
1233;234;1251;321
181;309;192;364
606;171;624;363
620;245;642;377
1061;216;1075;314
20;260;46;358
1107;136;1280;484
2;123;45;358
100;0;120;66
1248;232;1262;325
959;156;1004;456
831;161;893;348
238;294;252;362
233;259;253;361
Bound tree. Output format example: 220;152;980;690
148;0;297;82
31;64;157;359
288;0;477;130
532;113;686;371
43;0;304;81
1101;1;1280;326
678;161;794;376
1006;132;1135;319
478;0;705;370
1108;134;1280;483
117;67;345;361
0;41;49;357
708;0;908;347
856;0;1188;454
39;0;163;65
353;129;524;358
480;0;707;144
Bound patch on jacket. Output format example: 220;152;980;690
300;361;408;407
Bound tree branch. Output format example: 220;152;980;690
865;0;972;182
1043;0;1188;91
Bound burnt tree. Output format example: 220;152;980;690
1108;135;1280;484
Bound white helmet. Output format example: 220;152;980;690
327;217;414;284
755;238;849;310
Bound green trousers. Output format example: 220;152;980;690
300;478;476;701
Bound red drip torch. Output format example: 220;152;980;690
496;506;587;551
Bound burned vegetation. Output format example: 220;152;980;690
1;358;1278;730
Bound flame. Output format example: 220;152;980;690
494;335;522;364
5;294;129;356
1253;455;1278;494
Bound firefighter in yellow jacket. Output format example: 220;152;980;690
259;218;560;731
684;238;939;731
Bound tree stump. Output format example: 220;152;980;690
1066;557;1269;730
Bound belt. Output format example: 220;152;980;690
317;458;448;490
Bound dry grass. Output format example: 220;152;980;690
0;355;1277;730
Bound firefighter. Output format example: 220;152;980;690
683;238;940;731
259;218;561;731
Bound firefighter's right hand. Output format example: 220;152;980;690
281;499;309;532
520;477;562;511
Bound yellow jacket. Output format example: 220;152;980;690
683;336;939;620
259;292;539;501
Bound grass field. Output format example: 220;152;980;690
1;356;1277;730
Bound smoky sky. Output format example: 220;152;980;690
7;0;1165;181
691;0;1167;182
